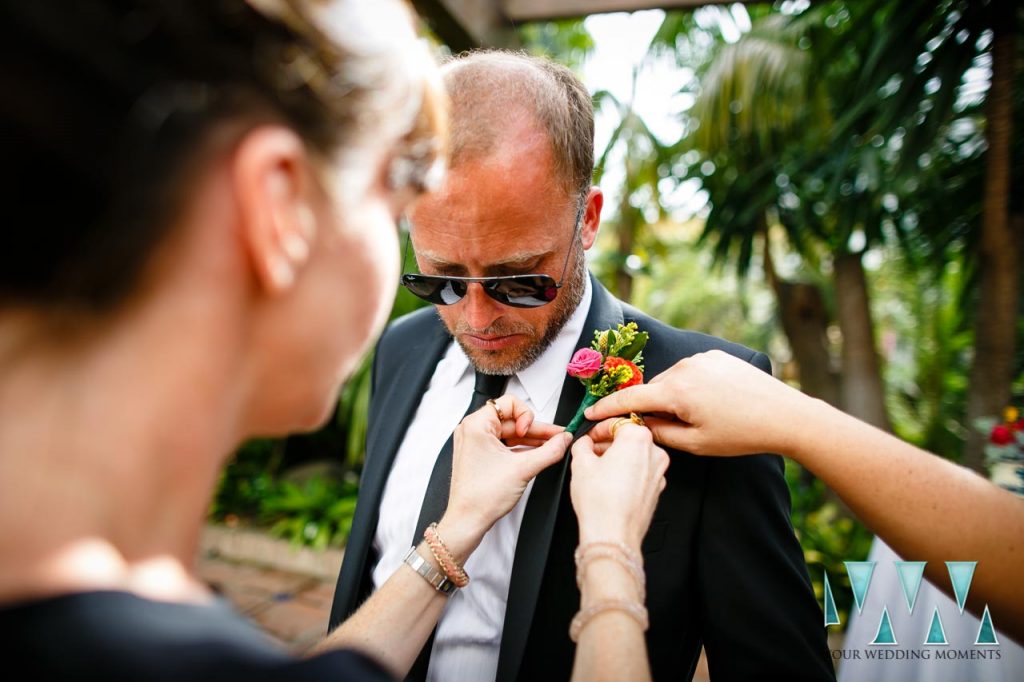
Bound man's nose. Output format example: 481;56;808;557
460;283;504;330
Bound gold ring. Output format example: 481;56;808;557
487;398;505;421
609;417;632;439
610;413;646;439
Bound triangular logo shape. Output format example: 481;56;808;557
845;561;876;614
975;605;999;645
870;606;898;645
924;606;948;645
946;561;977;614
895;561;926;613
823;571;840;627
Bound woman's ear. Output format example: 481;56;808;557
232;126;318;295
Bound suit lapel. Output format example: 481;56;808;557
361;325;450;514
496;277;623;682
332;315;451;623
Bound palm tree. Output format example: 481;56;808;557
963;0;1019;470
591;69;673;303
676;6;891;428
668;0;1013;455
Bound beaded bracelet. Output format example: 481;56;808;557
569;599;649;642
574;541;645;598
575;546;646;600
424;522;470;588
574;539;642;567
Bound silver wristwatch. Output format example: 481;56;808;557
403;546;458;595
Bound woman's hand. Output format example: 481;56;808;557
583;349;809;457
570;425;668;549
438;395;571;560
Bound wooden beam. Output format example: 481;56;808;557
411;0;520;51
503;0;737;22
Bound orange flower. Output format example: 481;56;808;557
603;356;643;391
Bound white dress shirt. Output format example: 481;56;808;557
371;278;593;682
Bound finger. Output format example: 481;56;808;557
584;384;671;421
643;416;696;452
499;419;562;442
571;434;596;458
504;437;550;448
586;417;624;444
591;440;611;456
608;423;653;450
519;432;572;479
522;421;563;440
491;394;532;423
489;394;536;438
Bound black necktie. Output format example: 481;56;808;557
411;370;510;545
406;370;509;682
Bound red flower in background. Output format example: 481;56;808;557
991;425;1015;446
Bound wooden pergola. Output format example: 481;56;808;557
412;0;742;51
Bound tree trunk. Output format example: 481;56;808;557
963;2;1018;471
763;233;840;406
615;195;636;303
833;251;892;432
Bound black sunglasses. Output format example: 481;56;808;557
400;202;585;309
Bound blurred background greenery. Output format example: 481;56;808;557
210;0;1022;632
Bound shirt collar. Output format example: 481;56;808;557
448;276;593;412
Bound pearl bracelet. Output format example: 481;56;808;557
569;599;649;642
575;541;645;599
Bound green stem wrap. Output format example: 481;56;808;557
565;391;599;434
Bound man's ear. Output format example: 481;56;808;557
232;126;317;294
580;186;603;250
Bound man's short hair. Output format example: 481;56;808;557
441;50;594;199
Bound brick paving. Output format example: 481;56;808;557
196;524;341;654
196;524;712;678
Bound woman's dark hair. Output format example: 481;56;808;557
1;0;443;312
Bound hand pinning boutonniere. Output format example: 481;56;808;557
565;322;648;434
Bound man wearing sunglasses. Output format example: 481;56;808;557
329;51;835;682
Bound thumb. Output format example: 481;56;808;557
519;432;572;479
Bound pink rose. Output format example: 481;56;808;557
567;348;603;379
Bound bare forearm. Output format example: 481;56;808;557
314;544;445;677
315;515;482;677
570;557;651;682
783;396;1024;638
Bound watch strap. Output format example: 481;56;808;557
403;546;458;595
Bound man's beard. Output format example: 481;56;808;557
444;248;587;376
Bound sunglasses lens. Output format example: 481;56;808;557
401;275;467;305
402;275;558;308
487;276;559;308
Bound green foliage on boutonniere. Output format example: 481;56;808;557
565;322;649;433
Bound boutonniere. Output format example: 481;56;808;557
565;322;648;434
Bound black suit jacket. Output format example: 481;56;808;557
329;275;835;681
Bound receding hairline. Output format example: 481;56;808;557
440;52;560;153
437;49;595;198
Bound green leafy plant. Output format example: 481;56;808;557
785;460;874;631
260;475;360;551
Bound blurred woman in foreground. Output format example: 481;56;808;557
0;2;665;680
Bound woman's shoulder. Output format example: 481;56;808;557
0;590;393;682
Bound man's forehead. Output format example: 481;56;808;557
416;246;552;269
